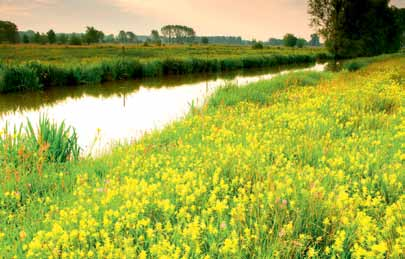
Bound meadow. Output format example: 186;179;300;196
0;55;403;258
0;44;331;93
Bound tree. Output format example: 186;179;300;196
84;26;104;44
126;31;137;43
308;0;401;58
201;37;209;44
22;34;30;44
47;29;56;44
268;38;283;46
283;33;297;47
0;20;20;43
150;30;161;44
161;25;196;44
296;38;307;48
118;30;127;43
33;32;41;44
58;33;68;44
69;33;82;45
309;34;320;46
104;34;116;43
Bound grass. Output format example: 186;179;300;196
0;44;332;93
0;44;329;63
0;56;404;258
208;71;334;107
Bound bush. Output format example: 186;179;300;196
0;65;41;93
252;42;264;49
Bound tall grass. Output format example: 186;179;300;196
208;71;334;107
0;116;80;170
0;53;332;93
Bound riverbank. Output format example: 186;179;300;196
0;45;332;93
1;56;404;258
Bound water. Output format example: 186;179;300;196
0;63;326;155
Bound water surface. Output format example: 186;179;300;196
0;63;325;155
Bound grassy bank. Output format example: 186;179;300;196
0;44;329;63
0;44;332;93
1;56;404;258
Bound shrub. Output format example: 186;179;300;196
0;65;41;93
252;42;264;49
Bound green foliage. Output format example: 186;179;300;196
0;20;19;43
47;30;56;44
22;34;30;44
309;0;402;58
0;65;41;92
69;33;82;45
296;38;307;48
252;41;264;49
309;33;320;46
201;37;209;44
84;26;104;44
161;25;196;44
283;33;298;47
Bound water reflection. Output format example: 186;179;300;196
0;63;326;155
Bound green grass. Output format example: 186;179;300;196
0;44;329;63
0;44;332;93
208;71;334;107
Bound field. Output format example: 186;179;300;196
0;44;328;64
0;44;331;93
0;56;404;258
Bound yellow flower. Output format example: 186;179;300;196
19;230;27;240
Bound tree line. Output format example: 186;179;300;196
268;33;321;48
308;0;405;58
0;22;199;45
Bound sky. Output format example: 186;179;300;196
0;0;404;41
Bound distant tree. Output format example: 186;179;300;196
308;0;401;58
126;31;137;43
296;38;307;48
104;34;116;43
150;30;161;44
84;26;104;44
252;41;264;49
58;33;68;44
22;34;30;44
268;38;284;46
32;32;41;44
69;33;82;45
161;25;196;44
47;29;56;44
39;33;48;44
201;37;209;44
283;33;297;47
0;20;20;43
309;33;320;46
118;30;127;43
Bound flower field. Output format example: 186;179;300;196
1;56;404;258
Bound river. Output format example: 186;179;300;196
0;63;326;155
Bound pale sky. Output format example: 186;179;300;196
0;0;404;40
